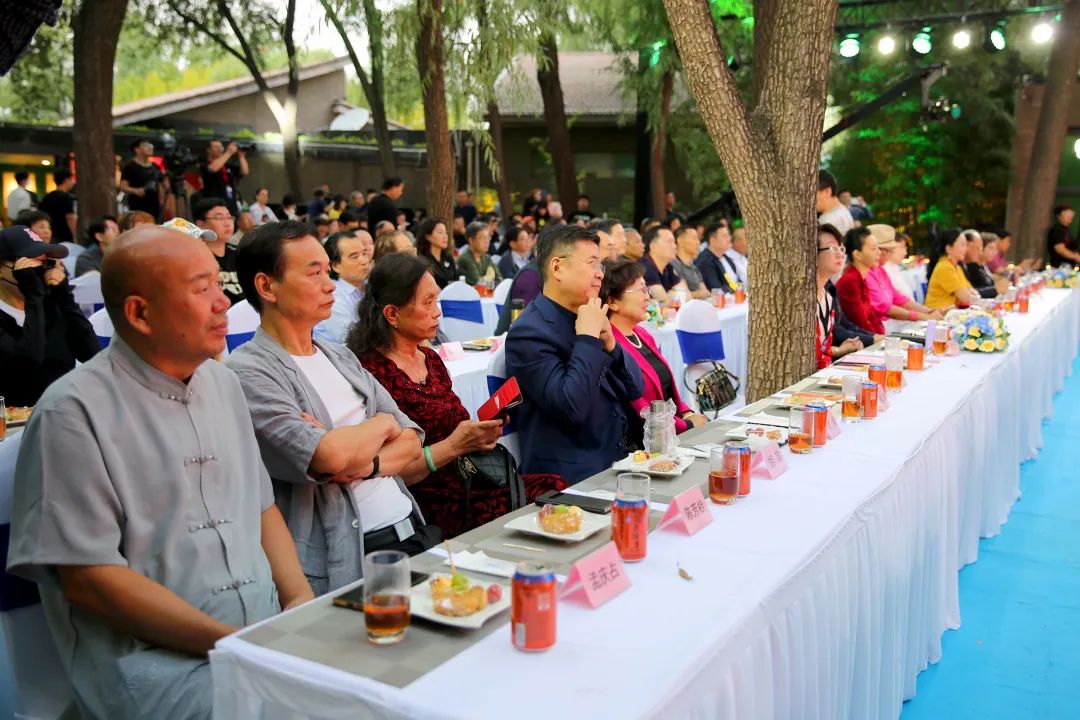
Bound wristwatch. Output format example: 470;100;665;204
363;454;381;480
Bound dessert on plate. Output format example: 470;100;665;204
537;503;583;534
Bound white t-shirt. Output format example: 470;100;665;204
291;348;413;532
819;203;855;237
0;298;25;326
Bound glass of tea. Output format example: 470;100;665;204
708;447;740;503
788;406;813;454
0;396;6;442
841;376;863;423
712;288;726;308
884;352;904;392
613;472;650;560
932;325;949;355
362;550;411;645
907;343;925;371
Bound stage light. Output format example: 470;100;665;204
912;28;932;55
878;35;896;55
839;34;861;58
1032;21;1054;44
952;29;971;49
1074;138;1080;160
987;22;1006;51
41;160;51;166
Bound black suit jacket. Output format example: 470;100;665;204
694;249;737;293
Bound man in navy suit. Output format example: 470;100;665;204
506;224;645;483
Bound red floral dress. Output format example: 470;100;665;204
360;346;566;539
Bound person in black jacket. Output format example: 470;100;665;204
367;177;405;230
962;229;1006;299
694;223;739;293
416;217;457;289
0;226;99;406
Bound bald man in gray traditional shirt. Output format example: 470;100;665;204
5;226;312;719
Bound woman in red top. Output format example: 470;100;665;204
817;224;864;368
348;252;565;539
834;226;884;335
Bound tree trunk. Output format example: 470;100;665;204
1016;0;1080;263
662;0;837;401
650;69;674;220
536;32;578;204
488;100;513;221
416;0;454;228
280;0;302;198
72;0;128;233
363;0;396;178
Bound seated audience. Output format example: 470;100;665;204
227;221;438;594
670;225;711;299
248;187;278;225
374;220;395;237
417;217;457;288
452;216;467;248
0;226;99;406
621;227;644;262
281;193;300;220
314;215;331;242
229;210;256;247
349;253;565;537
816;224;868;368
340;210;364;232
640;225;688;302
835;226;886;335
119;210;155;232
13;209;52;242
313;230;373;343
925;229;979;310
589;218;623;264
695;223;739;293
881;229;915;300
193;197;244;305
600;259;708;441
726;227;749;287
865;224;942;323
493;257;542;335
457;221;501;287
74;215;120;277
496;224;535;279
7;225;311;719
505;224;644;483
373;229;416;262
962;229;1008;298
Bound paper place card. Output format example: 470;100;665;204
879;387;891;411
441;550;516;579
438;341;465;361
751;442;787;478
657;486;713;535
489;336;504;352
826;409;842;439
559;542;630;608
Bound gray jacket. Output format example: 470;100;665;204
225;328;425;595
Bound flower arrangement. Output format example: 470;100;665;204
1046;266;1079;289
948;310;1010;353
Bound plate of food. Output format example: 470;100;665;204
504;504;611;542
461;338;494;352
724;424;789;445
410;572;510;629
4;406;31;428
611;449;695;477
781;391;842;407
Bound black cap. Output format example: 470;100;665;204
0;226;68;261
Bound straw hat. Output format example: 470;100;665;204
866;223;898;248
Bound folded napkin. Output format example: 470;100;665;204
439;550;516;579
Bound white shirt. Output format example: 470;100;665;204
313;278;364;344
6;186;33;219
0;297;25;326
818;203;855;237
724;248;749;287
249;203;278;225
291;347;412;531
885;261;915;300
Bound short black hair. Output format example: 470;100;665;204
536;223;599;282
313;215;331;227
53;167;73;185
87;215;118;244
578;194;590;201
14;209;50;228
236;220;317;313
14;171;29;183
313;188;325;198
674;224;698;241
818;170;838;197
599;258;645;308
642;224;669;254
324;230;361;280
193;196;228;221
817;223;843;246
1054;204;1074;217
130;138;151;151
842;225;872;258
997;228;1011;239
704;223;728;244
282;193;297;207
588;217;620;235
465;221;487;241
382;176;404;191
339;209;362;225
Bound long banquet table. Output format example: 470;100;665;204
210;287;1080;720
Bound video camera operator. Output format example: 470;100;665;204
200;139;248;215
120;139;168;221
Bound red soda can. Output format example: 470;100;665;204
861;381;879;419
805;403;828;446
736;443;752;495
511;562;557;651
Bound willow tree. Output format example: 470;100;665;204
662;0;837;400
535;0;578;205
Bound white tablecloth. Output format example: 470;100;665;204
211;289;1080;720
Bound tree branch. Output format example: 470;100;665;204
320;0;375;98
215;0;270;92
166;1;247;67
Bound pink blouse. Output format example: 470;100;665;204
866;265;909;317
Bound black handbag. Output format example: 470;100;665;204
456;444;527;524
685;361;739;417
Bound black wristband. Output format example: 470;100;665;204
363;454;381;480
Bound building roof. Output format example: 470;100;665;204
494;51;634;118
59;57;352;128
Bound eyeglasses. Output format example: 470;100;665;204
558;255;605;275
623;284;650;296
817;246;845;254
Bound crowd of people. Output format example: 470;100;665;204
2;154;1077;717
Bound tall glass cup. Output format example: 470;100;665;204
708;447;740;504
612;473;649;562
788;406;813;454
884;352;904;392
0;396;6;442
363;550;411;645
841;376;863;422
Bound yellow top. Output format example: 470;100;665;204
924;258;972;309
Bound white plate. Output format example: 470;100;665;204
504;508;611;543
410;574;510;630
725;424;789;445
611;449;696;477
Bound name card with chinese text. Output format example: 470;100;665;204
826;409;843;439
559;542;630;608
438;342;465;361
657;486;713;535
751;442;788;479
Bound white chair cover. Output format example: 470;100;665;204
226;300;260;353
70;270;103;314
674;299;727;389
59;242;84;277
485;343;520;464
88;308;114;349
438;282;486;343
